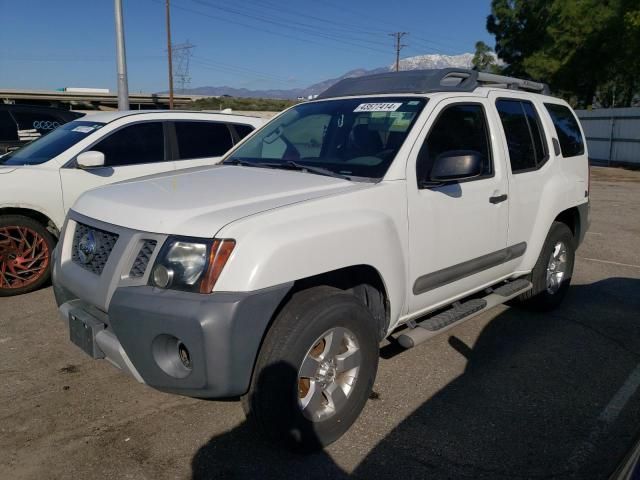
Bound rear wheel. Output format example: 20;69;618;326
517;221;575;311
242;286;379;451
0;215;55;297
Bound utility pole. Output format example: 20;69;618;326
165;0;174;109
389;32;408;72
114;0;129;110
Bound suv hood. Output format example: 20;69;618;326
72;165;371;237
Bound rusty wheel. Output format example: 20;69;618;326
0;216;55;296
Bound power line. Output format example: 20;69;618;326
191;56;292;83
158;0;389;58
389;32;408;72
189;0;392;54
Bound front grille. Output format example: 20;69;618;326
72;223;119;275
129;240;157;278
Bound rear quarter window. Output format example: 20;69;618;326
544;103;585;157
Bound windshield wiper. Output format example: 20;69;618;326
275;161;351;181
222;158;264;167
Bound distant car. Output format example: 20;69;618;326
0;110;265;296
0;104;84;154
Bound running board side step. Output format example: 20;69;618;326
396;278;532;349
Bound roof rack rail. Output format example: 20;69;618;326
476;71;549;94
317;68;550;99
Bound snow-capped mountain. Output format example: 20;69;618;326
393;53;476;71
176;53;481;99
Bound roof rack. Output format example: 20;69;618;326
317;68;550;99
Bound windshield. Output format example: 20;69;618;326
0;120;105;166
227;97;427;180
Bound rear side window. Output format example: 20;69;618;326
232;123;255;140
417;103;493;185
0;111;18;141
175;122;233;160
544;103;584;157
496;99;548;173
92;122;165;167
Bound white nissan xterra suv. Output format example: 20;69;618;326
52;69;590;450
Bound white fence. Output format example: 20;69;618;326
575;107;640;166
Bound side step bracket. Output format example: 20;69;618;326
396;278;532;349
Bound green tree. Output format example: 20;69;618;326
487;0;551;77
471;41;501;73
487;0;640;107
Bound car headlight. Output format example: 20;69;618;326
150;237;235;293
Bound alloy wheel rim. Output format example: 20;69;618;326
546;241;568;294
0;226;50;290
297;326;361;422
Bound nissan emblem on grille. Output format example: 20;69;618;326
77;230;98;264
71;223;119;275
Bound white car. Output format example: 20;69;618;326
53;69;589;450
0;110;264;296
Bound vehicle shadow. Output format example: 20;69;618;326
191;361;350;480
191;277;640;480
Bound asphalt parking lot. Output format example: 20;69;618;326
1;166;639;480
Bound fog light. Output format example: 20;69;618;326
152;265;173;288
178;341;192;369
151;334;192;379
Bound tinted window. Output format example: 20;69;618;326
11;111;65;137
544;103;585;157
417;103;492;185
92;122;164;167
0;121;105;166
229;98;426;180
175;122;233;160
496;99;547;172
0;111;17;142
232;123;254;140
521;102;547;166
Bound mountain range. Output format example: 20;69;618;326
176;53;477;100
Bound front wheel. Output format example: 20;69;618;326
242;286;379;451
0;215;55;297
517;221;575;311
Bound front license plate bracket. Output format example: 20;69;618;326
69;311;106;359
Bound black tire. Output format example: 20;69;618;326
0;215;56;297
517;221;575;311
242;285;379;452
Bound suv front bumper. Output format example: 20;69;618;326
54;282;291;398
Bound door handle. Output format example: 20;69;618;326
489;194;508;204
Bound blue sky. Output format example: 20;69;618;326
0;0;494;93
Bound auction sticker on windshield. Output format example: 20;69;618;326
72;125;101;133
354;102;402;112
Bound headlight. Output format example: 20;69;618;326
151;237;235;293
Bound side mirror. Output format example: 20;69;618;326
77;151;105;169
430;150;483;183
